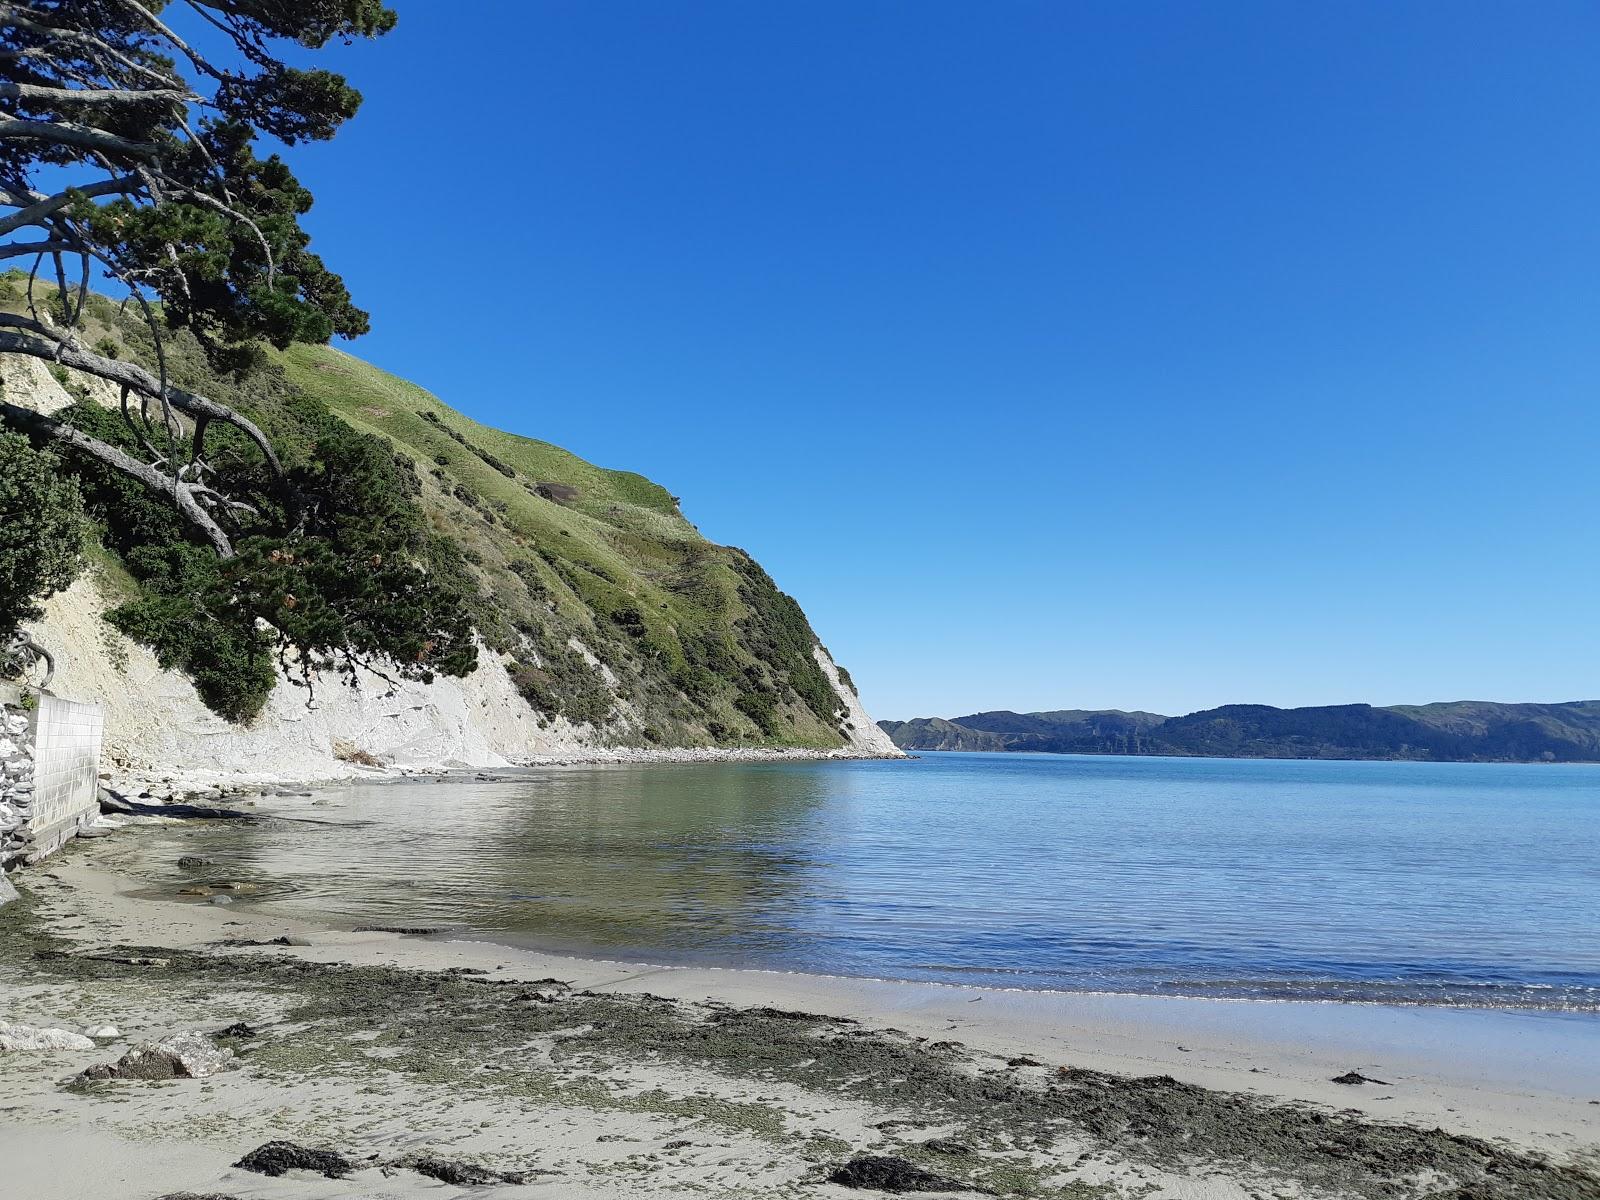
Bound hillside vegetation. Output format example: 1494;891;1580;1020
881;701;1600;762
275;342;859;747
3;276;864;751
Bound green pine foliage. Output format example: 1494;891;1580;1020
0;433;86;646
41;322;479;722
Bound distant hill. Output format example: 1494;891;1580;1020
879;701;1600;762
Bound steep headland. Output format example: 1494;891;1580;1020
2;279;896;777
881;700;1600;762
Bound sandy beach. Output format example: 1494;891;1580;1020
0;810;1596;1200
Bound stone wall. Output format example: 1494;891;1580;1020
0;685;104;872
0;686;38;871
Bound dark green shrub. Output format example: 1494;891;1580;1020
0;433;86;645
729;550;844;730
56;394;479;720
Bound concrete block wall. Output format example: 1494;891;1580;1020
28;693;104;859
0;686;104;869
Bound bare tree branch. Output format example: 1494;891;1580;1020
0;80;196;106
113;0;226;81
0;400;235;555
0;175;141;238
0;116;158;159
0;239;72;260
0;6;181;89
0;320;284;478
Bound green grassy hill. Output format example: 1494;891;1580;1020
2;277;866;750
274;343;858;748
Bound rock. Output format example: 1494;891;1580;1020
208;895;234;906
827;1156;967;1193
408;1156;527;1186
234;1140;353;1179
0;1021;96;1051
75;825;113;839
177;856;209;869
215;1022;257;1039
88;1031;236;1079
84;1025;120;1039
921;1139;972;1156
98;787;135;814
1332;1070;1390;1086
0;871;16;909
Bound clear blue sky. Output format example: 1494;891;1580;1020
281;2;1598;720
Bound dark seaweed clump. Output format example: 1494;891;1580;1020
233;1141;352;1179
829;1155;968;1192
409;1156;527;1186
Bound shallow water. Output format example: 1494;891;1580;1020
118;752;1600;1010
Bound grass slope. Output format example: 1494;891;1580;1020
274;344;854;748
0;274;856;749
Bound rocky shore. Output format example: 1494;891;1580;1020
93;742;904;812
1;822;1597;1199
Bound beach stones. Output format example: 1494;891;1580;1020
0;1021;95;1051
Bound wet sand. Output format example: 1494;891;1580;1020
1;829;1597;1199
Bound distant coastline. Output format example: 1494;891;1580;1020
879;699;1600;763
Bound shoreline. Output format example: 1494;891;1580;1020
1;828;1598;1198
101;743;910;805
459;926;1600;1017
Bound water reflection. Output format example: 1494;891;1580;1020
110;754;1600;1009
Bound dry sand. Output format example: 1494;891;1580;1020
1;825;1597;1200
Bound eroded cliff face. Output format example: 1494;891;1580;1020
5;353;900;780
23;573;896;781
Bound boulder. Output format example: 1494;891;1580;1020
0;1021;96;1051
87;1031;235;1079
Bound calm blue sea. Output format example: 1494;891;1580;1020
120;752;1600;1010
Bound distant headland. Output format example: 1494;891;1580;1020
879;700;1600;763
